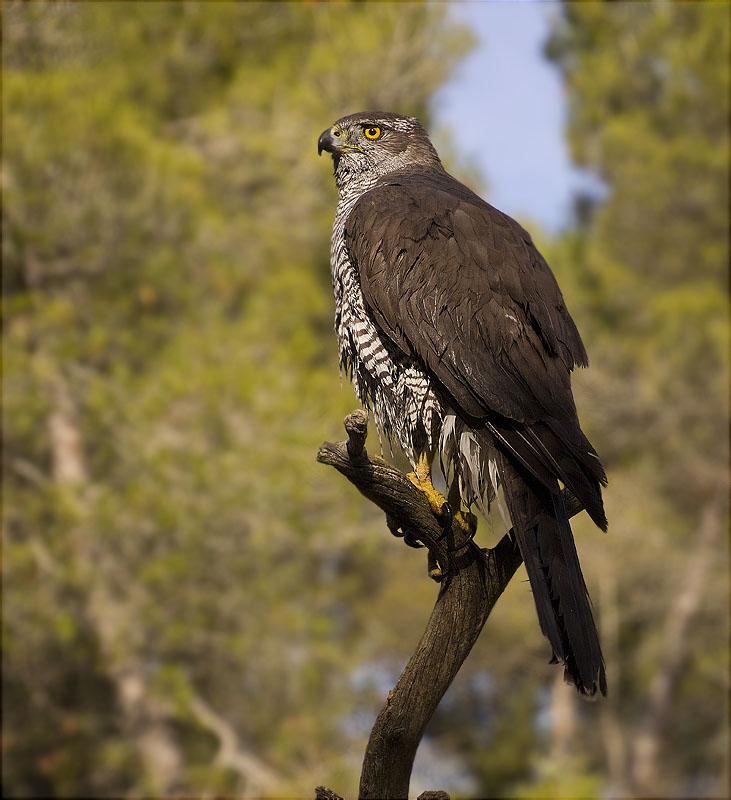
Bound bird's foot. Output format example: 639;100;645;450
387;514;444;582
405;472;478;548
448;510;479;551
428;550;446;583
427;510;478;580
386;514;424;549
406;472;452;533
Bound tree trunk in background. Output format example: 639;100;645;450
597;564;629;796
548;669;575;764
631;502;723;792
48;374;86;485
46;370;184;794
112;663;183;794
189;692;280;795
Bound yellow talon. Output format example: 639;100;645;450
406;450;478;582
407;450;448;514
452;509;477;536
427;550;445;582
407;451;475;537
448;479;478;536
407;470;448;515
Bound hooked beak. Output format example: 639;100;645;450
318;126;341;156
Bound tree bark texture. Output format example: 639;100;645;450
317;411;583;800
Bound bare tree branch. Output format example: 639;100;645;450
316;411;583;799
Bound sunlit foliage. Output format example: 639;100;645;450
2;1;727;798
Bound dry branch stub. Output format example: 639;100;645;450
344;408;369;457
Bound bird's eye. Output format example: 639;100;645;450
364;126;381;140
332;128;341;138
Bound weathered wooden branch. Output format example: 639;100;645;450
316;410;582;800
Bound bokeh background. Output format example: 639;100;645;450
3;2;728;798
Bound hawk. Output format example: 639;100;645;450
318;111;607;696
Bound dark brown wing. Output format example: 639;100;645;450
345;167;588;426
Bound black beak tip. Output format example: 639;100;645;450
318;128;335;156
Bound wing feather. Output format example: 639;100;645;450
345;168;586;425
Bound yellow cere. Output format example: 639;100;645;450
364;126;381;140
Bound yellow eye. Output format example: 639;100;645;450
364;126;381;140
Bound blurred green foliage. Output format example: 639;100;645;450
2;2;727;798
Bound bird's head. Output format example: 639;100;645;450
318;111;443;190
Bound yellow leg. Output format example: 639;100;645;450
408;451;447;582
406;450;448;516
407;451;477;585
407;450;476;537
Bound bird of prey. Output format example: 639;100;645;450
318;111;607;696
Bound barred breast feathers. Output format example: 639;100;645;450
329;187;501;513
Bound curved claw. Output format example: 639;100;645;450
403;531;425;549
448;526;478;552
386;513;404;538
435;501;453;541
447;510;479;552
386;513;424;548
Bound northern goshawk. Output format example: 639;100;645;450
318;111;607;696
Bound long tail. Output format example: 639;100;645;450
495;448;607;697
